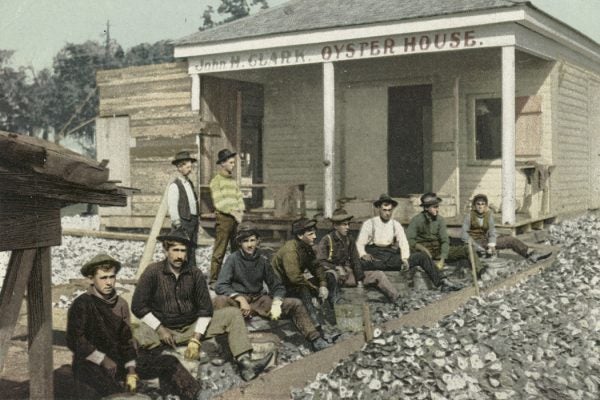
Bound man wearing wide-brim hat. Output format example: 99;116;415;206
271;217;334;328
132;227;273;382
67;254;202;399
406;192;478;281
167;150;199;266
316;208;400;302
356;193;461;292
209;148;245;284
213;222;330;351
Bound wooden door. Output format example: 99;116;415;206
387;85;432;196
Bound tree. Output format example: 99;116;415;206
0;50;32;134
122;40;174;66
200;0;269;30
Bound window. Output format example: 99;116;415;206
475;98;502;160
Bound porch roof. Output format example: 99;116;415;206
176;0;527;46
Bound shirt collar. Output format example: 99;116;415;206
161;258;191;276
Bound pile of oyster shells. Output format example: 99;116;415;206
291;214;600;399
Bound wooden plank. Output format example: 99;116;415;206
136;182;171;280
27;247;54;400
0;249;36;371
63;228;148;241
0;172;128;206
0;196;61;251
0;131;109;187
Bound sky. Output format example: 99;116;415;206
0;0;599;71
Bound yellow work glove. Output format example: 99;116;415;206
125;373;139;393
184;338;201;361
436;259;445;270
270;298;283;320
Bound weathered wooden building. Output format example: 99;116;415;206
97;0;600;233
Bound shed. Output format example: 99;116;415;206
97;0;600;235
0;131;131;398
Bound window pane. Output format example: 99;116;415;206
475;98;502;160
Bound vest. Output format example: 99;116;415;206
174;179;199;220
468;209;490;241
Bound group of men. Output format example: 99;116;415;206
67;148;551;398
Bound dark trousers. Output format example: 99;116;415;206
73;355;201;400
180;215;198;267
361;245;444;288
286;284;325;328
210;212;238;282
475;236;529;258
212;294;320;341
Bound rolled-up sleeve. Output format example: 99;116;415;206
356;220;373;258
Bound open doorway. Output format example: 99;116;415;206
387;85;432;196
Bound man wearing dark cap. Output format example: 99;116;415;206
209;148;245;283
461;193;552;263
67;254;202;399
132;228;273;382
407;192;478;280
316;208;400;302
358;194;461;292
271;218;335;327
168;150;199;266
214;222;330;351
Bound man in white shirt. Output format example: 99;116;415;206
167;151;199;266
356;194;462;292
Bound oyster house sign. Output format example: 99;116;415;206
188;27;505;73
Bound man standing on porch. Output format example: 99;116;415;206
357;194;462;292
168;150;199;266
209;148;245;284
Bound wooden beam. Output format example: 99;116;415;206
501;45;516;225
0;171;127;206
0;249;36;371
27;247;54;400
322;62;336;218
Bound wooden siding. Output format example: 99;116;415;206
97;62;200;220
552;63;594;214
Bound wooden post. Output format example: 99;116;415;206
501;45;516;225
467;238;481;297
0;249;36;371
136;181;171;280
362;304;373;342
27;247;53;400
323;62;336;218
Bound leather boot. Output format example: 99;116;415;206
311;337;331;352
527;250;552;264
236;351;274;381
439;278;463;293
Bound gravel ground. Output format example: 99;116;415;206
291;214;600;400
0;214;569;400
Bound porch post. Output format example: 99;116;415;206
191;74;201;112
323;62;335;218
501;46;516;225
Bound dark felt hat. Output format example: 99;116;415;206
157;227;194;247
235;222;260;242
420;192;442;207
472;193;489;206
171;151;197;166
292;218;317;235
373;194;398;208
330;208;354;223
81;253;121;277
216;148;237;164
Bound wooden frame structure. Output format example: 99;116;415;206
0;131;131;398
